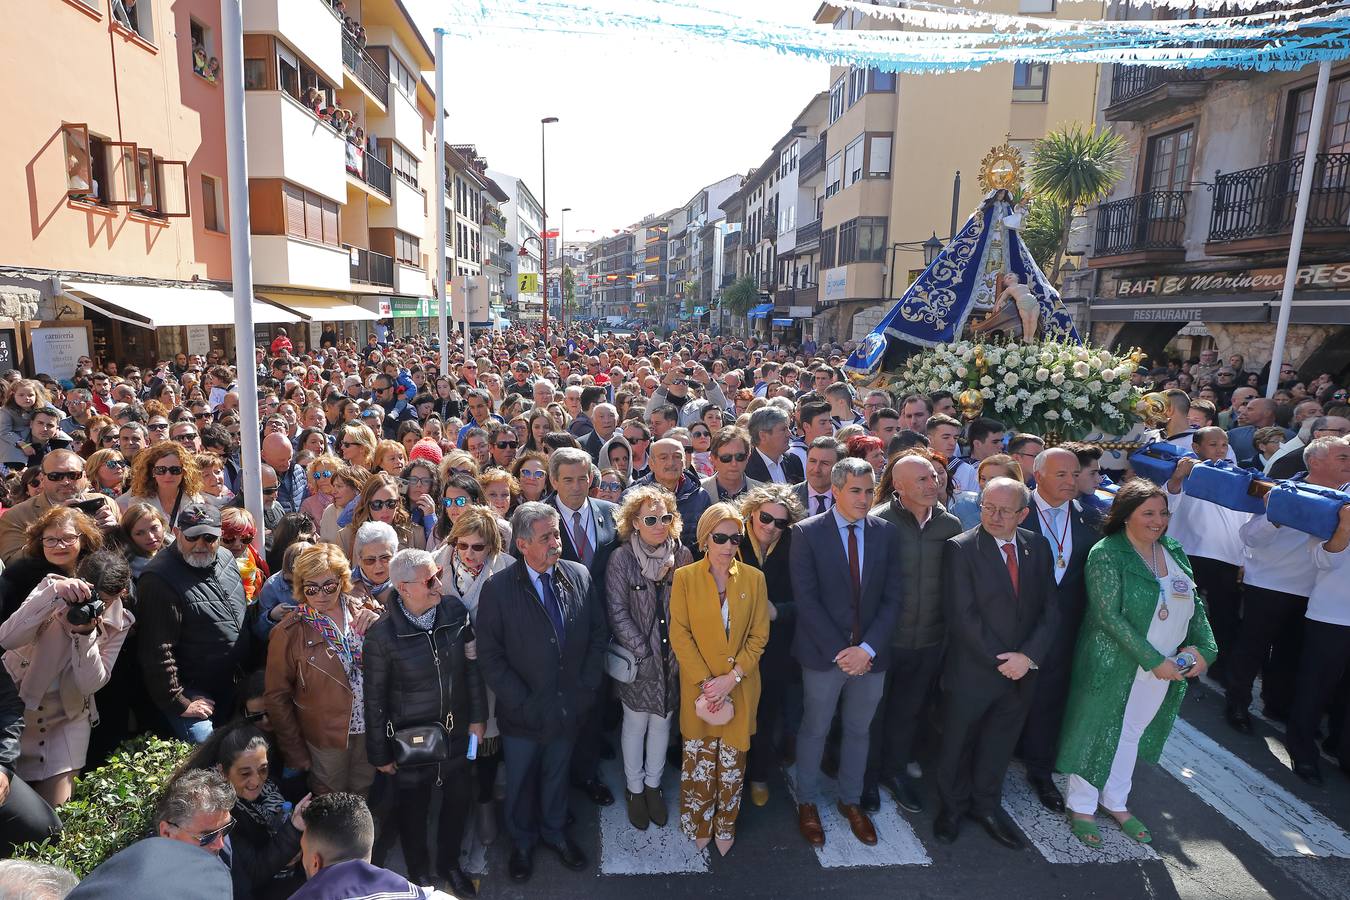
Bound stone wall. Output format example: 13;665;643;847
0;284;44;322
1204;323;1342;371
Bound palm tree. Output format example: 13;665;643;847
1028;124;1127;283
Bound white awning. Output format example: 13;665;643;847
257;293;384;322
64;281;301;327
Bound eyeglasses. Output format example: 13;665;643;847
148;423;170;432
443;496;469;508
185;532;220;544
758;510;790;530
194;412;212;420
495;441;518;450
106;459;128;470
717;452;749;464
42;535;79;549
222;533;256;545
341;441;362;449
42;470;82;482
314;469;335;479
152;466;184;477
455;540;488;552
169;817;235;848
262;486;279;496
244;709;268;723
598;481;622;492
980;503;1023;518
368;498;399;511
302;581;341;597
407;568;442;591
640;513;675;527
520;468;545;479
407;476;434;488
690;430;710;439
174;431;199;441
709;532;744;546
359;553;393;567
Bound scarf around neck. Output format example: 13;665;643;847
630;534;677;583
398;596;437;631
299;602;363;672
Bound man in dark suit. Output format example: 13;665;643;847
1267;416;1350;479
745;406;805;484
548;447;619;807
793;436;843;518
476;502;608;884
935;477;1059;848
1014;447;1101;811
791;457;903;849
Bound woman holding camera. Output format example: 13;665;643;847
0;508;104;624
1057;480;1217;849
0;550;133;807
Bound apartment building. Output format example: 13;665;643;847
1079;32;1350;370
808;0;1103;345
635;212;675;325
591;231;637;319
489;171;545;324
441;144;509;335
668;175;741;327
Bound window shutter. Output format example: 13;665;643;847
103;141;140;205
283;183;306;238
63;124;93;199
304;191;323;243
155;159;191;217
322;199;339;246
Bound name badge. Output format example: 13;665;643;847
1170;579;1191;601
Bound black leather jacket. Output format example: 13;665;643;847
0;666;22;769
362;596;487;776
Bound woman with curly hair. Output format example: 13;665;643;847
84;448;129;498
437;449;478;485
117;441;204;530
337;472;412;558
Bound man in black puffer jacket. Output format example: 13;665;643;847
864;454;962;815
362;547;486;896
476;502;606;885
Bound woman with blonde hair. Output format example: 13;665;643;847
337;473;413;558
84;448;129;498
301;454;343;525
336;422;378;470
373;439;406;477
608;485;691;831
264;543;380;796
668;503;769;856
118;441;204;530
195;453;234;509
318;464;368;546
477;468;518;521
438;449;479;484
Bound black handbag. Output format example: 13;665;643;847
387;714;454;767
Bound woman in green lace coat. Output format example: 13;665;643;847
1055;480;1217;848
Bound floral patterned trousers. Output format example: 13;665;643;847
679;737;746;841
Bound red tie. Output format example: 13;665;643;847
1002;542;1019;597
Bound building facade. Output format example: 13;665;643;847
489;171;545;324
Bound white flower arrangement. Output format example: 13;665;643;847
890;337;1145;439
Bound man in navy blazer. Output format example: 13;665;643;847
547;447;620;807
790;457;903;849
1012;447;1101;812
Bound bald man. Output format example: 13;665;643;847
261;431;306;514
1014;447;1102;812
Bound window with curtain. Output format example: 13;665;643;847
844;135;865;187
867;134;893;177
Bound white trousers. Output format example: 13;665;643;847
1066;673;1169;815
621;704;672;794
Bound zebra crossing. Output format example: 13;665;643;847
573;713;1350;878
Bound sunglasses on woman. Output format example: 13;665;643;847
520;468;546;479
758;510;790;530
223;532;256;545
106;459;128;470
640;513;675;527
368;498;399;511
152;466;183;477
443;496;469;508
314;469;334;479
599;481;622;492
709;532;744;546
455;540;487;553
302;581;341;597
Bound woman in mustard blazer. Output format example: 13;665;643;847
669;502;770;857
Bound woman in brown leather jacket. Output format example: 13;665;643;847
263;544;379;796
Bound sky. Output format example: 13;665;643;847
403;0;828;241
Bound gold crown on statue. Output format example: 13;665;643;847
979;135;1025;193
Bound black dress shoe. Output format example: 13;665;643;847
543;836;588;871
880;774;924;814
442;866;478;898
1294;763;1324;787
1028;775;1065;813
972;812;1024;850
508;848;533;883
576;778;615;806
933;810;960;844
1225;705;1254;735
860;785;881;813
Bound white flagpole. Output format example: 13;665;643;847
220;0;263;546
434;29;449;377
1266;60;1331;399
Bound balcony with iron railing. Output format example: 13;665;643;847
481;205;507;233
723;230;742;251
1207;153;1350;254
1090;191;1189;263
354;151;391;197
796;219;821;246
800;140;826;181
342;31;390;105
1105;64;1207;122
346;244;394;287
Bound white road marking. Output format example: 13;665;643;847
782;764;932;868
1161;720;1350;858
598;759;709;875
1001;765;1157;865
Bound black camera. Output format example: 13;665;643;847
67;598;104;626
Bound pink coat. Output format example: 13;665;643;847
0;575;134;722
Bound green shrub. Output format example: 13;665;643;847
14;734;191;878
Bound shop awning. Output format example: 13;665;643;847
257;293;384;322
746;303;773;319
772;318;794;326
65;281;300;327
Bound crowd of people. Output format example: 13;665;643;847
0;323;1342;898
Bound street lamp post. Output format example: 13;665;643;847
540;116;558;343
560;207;572;334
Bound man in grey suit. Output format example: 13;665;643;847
934;478;1059;849
791;458;904;849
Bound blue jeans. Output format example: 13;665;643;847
168;714;216;745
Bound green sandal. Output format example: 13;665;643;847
1115;815;1152;844
1070;817;1103;848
